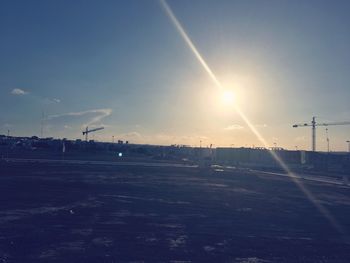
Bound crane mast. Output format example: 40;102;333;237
293;117;350;152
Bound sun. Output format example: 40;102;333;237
221;89;235;105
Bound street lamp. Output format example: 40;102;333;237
326;128;330;153
346;140;350;153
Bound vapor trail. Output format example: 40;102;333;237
47;108;112;127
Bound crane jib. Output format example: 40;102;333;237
292;117;350;151
82;126;104;141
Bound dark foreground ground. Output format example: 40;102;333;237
1;161;350;262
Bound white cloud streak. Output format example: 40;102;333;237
48;108;112;127
255;124;268;128
11;88;29;95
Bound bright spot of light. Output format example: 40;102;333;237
161;0;344;235
118;152;123;157
221;90;235;105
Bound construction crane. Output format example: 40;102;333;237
82;126;104;141
293;116;350;152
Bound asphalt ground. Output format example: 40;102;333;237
1;161;350;262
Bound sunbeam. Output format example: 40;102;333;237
160;0;344;235
160;0;222;90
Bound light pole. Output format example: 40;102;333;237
326;128;330;153
346;140;350;153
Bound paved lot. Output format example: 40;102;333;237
1;161;350;262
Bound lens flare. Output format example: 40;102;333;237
160;0;344;235
221;90;235;105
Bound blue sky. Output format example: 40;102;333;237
1;0;350;151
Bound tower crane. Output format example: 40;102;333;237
82;126;104;141
293;117;350;152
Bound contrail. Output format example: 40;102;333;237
160;0;344;234
47;108;112;127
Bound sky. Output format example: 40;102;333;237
1;0;350;151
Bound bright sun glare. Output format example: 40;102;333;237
161;0;344;235
221;90;235;105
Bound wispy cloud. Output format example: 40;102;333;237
88;123;112;129
48;108;112;127
11;88;29;95
10;88;60;105
43;97;61;104
122;131;142;139
224;124;244;131
255;124;268;128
